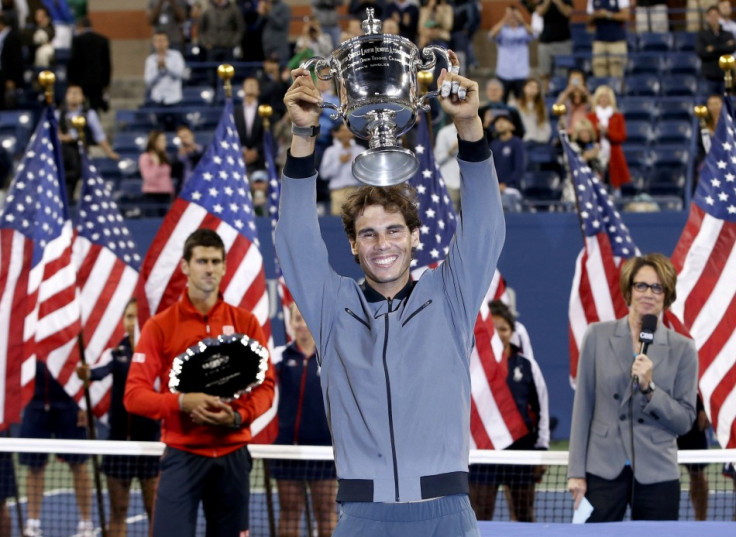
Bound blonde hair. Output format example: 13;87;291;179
619;253;678;309
573;118;595;140
592;85;618;110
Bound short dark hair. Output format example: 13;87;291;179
489;300;515;332
182;229;226;261
707;5;720;14
619;253;678;309
341;185;421;243
76;16;91;28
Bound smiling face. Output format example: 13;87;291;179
492;314;514;350
629;265;665;319
349;205;419;298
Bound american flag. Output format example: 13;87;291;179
67;150;142;417
670;97;736;449
564;134;635;383
409;112;527;450
0;108;80;430
134;100;276;442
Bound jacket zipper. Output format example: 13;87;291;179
345;308;370;329
293;356;309;444
401;300;432;327
382;297;400;502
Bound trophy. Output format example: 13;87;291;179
302;9;451;186
169;334;269;400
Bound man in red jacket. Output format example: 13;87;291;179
124;228;275;536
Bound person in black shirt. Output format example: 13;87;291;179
535;0;573;89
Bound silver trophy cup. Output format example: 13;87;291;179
302;9;450;186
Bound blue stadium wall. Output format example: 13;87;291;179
128;210;689;440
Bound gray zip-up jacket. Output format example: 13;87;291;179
275;138;505;503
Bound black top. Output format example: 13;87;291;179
540;0;573;43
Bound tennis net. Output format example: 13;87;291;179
0;439;734;536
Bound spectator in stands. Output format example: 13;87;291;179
19;363;94;537
697;5;736;97
512;78;552;144
25;6;55;66
315;76;342;202
489;5;535;102
705;93;723;136
182;1;203;45
570;117;605;175
172;124;203;193
0;0;23;29
199;0;244;62
686;0;704;31
249;169;269;216
67;17;112;113
239;0;264;61
450;0;481;71
555;69;591;135
76;298;160;537
138;129;175;214
381;16;399;35
144;29;185;131
434;119;461;211
235;77;266;173
294;16;334;60
319;123;364;216
258;0;291;65
417;0;453;49
146;0;187;50
534;0;573;90
587;0;630;78
57;84;119;199
312;0;343;48
386;0;420;42
479;78;526;140
634;0;669;32
257;53;289;121
489;113;526;209
587;85;630;195
272;303;337;537
0;453;16;537
125;228;275;536
568;253;698;522
677;394;709;521
469;301;549;522
0;12;23;110
349;0;386;20
719;0;736;35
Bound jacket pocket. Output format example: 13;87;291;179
651;428;674;444
591;419;609;438
402;300;432;327
344;308;370;329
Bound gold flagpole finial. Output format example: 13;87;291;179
719;54;735;94
258;104;273;130
218;64;235;99
38;71;56;105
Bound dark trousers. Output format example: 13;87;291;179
152;446;252;537
586;467;679;522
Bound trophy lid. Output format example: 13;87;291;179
361;8;382;35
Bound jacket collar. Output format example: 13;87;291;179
360;278;414;304
179;288;224;317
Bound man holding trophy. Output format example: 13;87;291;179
275;45;505;535
124;229;275;536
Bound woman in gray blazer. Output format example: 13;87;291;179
567;253;698;521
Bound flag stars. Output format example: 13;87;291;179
712;178;722;188
719;192;729;201
717;160;727;169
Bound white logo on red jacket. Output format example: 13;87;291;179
223;325;235;336
133;353;146;363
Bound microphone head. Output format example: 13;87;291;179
639;314;658;343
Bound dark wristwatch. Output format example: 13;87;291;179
231;411;243;429
291;124;321;138
640;381;656;395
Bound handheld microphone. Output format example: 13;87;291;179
633;314;658;387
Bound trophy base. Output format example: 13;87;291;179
352;147;418;186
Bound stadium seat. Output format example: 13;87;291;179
637;32;674;52
650;145;690;168
0;134;18;157
673;32;697;52
520;170;562;202
0;110;33;150
654;119;693;145
184;43;205;62
115;110;158;132
660;75;698;97
624;74;660;97
547;76;567;97
185;108;222;130
619;100;658;123
665;54;701;76
623;165;648;196
622;146;654;169
626;54;664;76
658;98;695;122
572;32;593;54
89;158;123;183
647;166;687;196
587;76;622;94
625;120;656;145
526;143;560;172
181;86;215;107
112;132;148;153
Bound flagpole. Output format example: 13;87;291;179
71;114;109;537
553;103;587;243
6;430;24;537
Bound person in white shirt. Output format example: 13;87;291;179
319;123;364;216
144;29;185;107
719;0;736;35
433;121;461;212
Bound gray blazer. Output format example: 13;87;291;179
568;317;698;485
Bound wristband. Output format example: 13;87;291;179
178;393;185;410
292;124;321;138
231;411;243;429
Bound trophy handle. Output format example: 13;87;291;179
320;101;342;121
416;46;451;110
300;56;334;81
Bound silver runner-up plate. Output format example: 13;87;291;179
169;334;269;400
